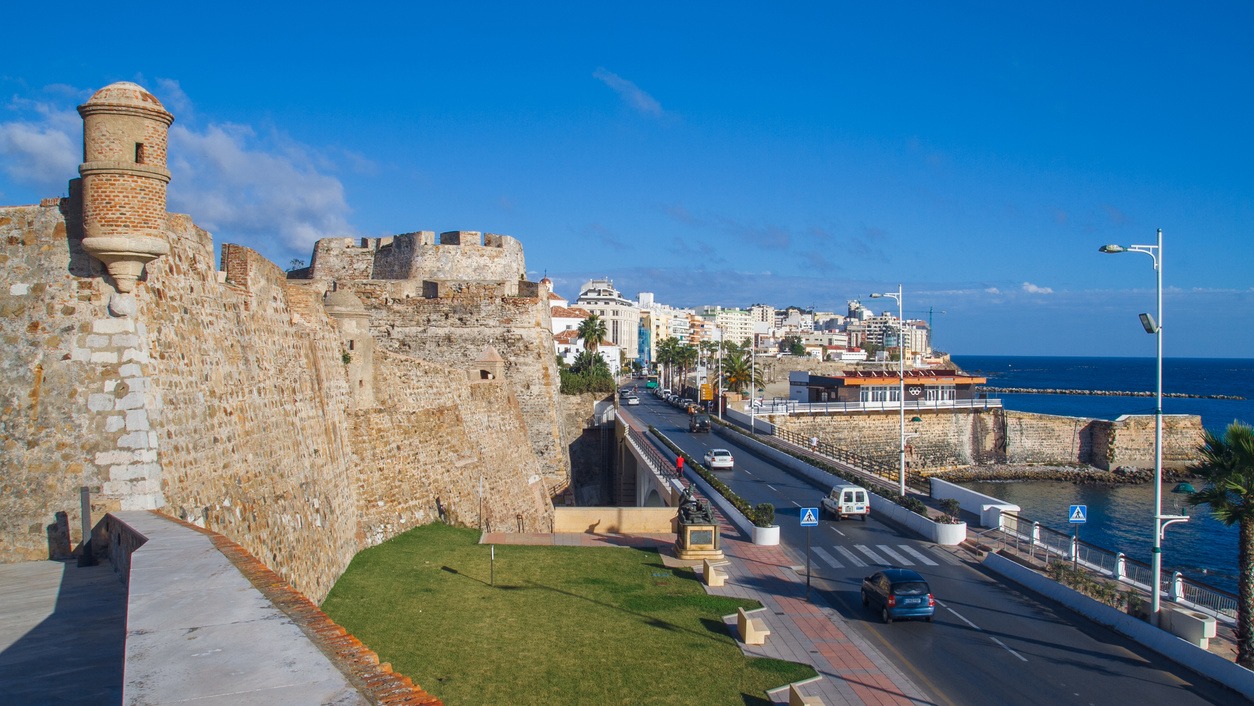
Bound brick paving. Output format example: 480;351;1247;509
482;521;931;705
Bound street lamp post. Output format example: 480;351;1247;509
750;337;756;434
1099;228;1186;627
871;285;906;496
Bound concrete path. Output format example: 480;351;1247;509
0;558;127;704
482;522;931;705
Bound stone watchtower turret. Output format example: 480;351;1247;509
77;81;173;293
324;288;376;409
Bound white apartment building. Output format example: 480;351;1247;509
575;279;640;362
714;309;754;348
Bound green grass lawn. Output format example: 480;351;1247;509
321;523;816;705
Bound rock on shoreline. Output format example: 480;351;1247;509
931;464;1197;485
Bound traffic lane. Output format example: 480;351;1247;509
924;567;1235;704
802;532;1235;705
638;408;1239;703
804;556;1228;706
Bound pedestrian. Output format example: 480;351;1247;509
676;456;684;475
810;436;819;452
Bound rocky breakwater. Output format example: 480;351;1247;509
981;386;1243;400
934;463;1197;485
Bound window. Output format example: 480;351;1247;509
135;143;146;164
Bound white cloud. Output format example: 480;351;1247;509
593;68;664;117
0;82;354;257
0;98;80;196
167;122;355;254
1022;282;1054;294
985;287;1002;295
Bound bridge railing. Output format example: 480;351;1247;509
624;427;684;503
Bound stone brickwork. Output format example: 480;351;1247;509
328;277;571;491
307;230;527;288
0;197;558;601
774;408;1204;473
352;351;552;544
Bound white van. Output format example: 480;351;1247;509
821;482;870;521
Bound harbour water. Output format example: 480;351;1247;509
950;355;1254;595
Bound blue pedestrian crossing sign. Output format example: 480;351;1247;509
800;507;819;527
1069;505;1087;524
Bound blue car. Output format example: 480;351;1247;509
861;568;935;623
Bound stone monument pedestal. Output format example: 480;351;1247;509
676;521;724;561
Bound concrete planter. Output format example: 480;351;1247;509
870;496;967;546
752;524;780;545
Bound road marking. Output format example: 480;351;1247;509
941;602;1029;663
899;545;939;566
989;636;1028;662
828;526;846;537
766;484;779;492
812;546;844;569
790;500;801;507
855;544;888;565
877;545;911;565
836;546;867;567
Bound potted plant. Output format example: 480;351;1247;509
751;503;779;545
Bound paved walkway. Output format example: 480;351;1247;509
0;559;127;704
483;521;930;705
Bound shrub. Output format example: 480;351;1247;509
1046;560;1126;609
560;369;615;394
939;498;961;517
753;503;776;528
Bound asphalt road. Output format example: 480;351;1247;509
627;391;1240;706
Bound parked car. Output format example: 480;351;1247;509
821;482;870;521
689;413;711;433
861;568;935;623
703;448;734;469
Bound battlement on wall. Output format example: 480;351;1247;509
305;230;526;283
420;278;542;300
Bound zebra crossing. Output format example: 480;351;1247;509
809;543;940;570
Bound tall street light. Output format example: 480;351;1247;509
1100;228;1186;627
871;285;906;496
750;336;756;434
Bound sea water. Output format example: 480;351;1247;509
949;355;1254;595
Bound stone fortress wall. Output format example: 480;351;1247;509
0;82;559;603
293;230;571;492
775;408;1204;474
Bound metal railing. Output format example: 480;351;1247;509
986;514;1238;622
772;426;900;484
744;397;1003;416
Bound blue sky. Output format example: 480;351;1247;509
2;2;1251;358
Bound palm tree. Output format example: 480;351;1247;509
571;349;609;376
577;314;608;353
1188;420;1254;668
676;344;698;396
656;336;682;390
720;348;761;394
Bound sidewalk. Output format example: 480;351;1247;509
482;520;930;705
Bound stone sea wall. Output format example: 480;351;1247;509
773;407;1203;475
